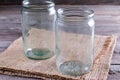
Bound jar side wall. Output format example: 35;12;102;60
56;8;95;76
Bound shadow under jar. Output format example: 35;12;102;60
56;8;95;76
22;0;56;60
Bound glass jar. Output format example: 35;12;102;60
56;8;95;76
22;0;56;60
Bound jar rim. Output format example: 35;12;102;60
57;7;94;19
23;0;55;9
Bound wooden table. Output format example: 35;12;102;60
0;5;120;80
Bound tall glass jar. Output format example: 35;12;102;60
22;0;56;60
56;8;95;76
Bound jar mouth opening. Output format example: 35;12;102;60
23;1;54;9
57;7;94;19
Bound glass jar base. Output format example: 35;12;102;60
25;48;54;60
58;61;91;77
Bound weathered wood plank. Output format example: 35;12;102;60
107;68;120;80
0;74;37;80
0;0;120;5
55;0;120;5
0;35;21;41
0;41;12;47
111;53;120;64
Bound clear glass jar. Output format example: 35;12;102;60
22;0;56;60
56;8;95;76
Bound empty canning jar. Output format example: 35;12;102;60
56;7;95;76
22;0;56;60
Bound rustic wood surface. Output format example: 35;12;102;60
55;0;120;5
0;5;120;80
0;0;120;5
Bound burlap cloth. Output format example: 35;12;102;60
0;28;116;80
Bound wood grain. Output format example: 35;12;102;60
55;0;120;5
0;0;120;5
0;5;120;80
